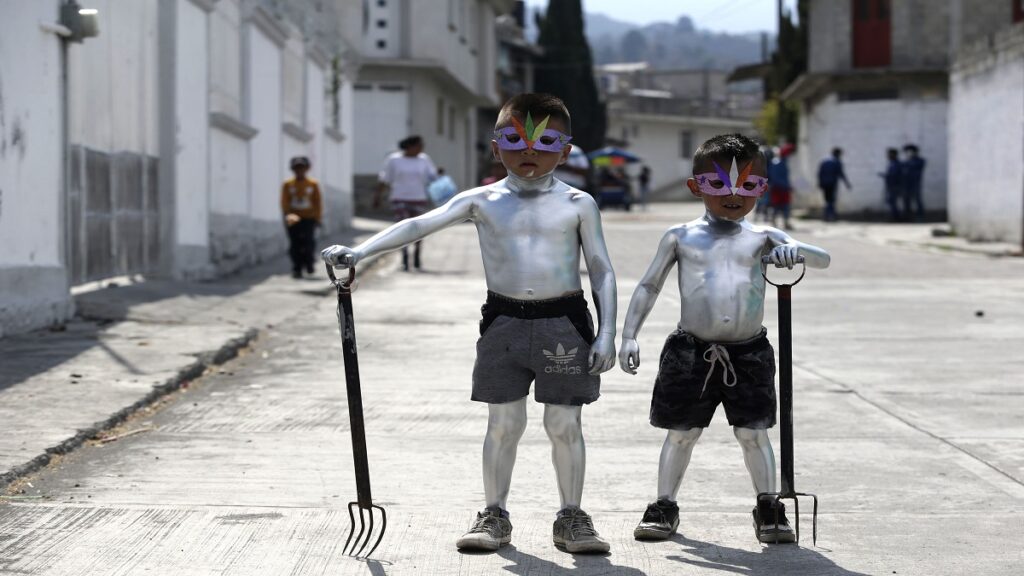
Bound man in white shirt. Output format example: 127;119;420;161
375;135;438;270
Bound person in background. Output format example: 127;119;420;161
376;135;437;271
768;143;795;229
880;148;905;222
638;165;652;210
280;156;321;279
428;167;459;206
817;147;851;222
554;143;590;192
754;146;774;222
901;144;926;221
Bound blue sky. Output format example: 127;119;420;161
523;0;800;34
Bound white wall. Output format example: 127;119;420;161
0;0;72;336
248;25;283;223
795;93;948;213
949;30;1024;244
175;0;211;256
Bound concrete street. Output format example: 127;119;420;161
2;203;1023;575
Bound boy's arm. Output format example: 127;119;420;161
619;229;678;374
764;227;831;269
322;190;477;268
577;194;617;375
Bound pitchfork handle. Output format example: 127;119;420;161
327;263;374;508
761;255;799;496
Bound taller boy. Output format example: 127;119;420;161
322;94;616;553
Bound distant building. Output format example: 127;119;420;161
597;63;761;194
783;0;950;214
948;0;1024;245
352;0;513;206
0;0;363;337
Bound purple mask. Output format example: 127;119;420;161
694;159;767;197
493;113;572;153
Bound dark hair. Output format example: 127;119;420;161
887;148;899;158
289;156;310;169
495;93;571;135
831;147;843;157
399;135;423;150
691;133;763;174
903;144;919;154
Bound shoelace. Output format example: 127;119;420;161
567;512;598;537
700;344;737;398
468;513;503;535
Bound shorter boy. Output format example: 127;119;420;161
619;134;830;543
281;156;322;278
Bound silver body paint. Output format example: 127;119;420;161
620;211;830;500
323;170;616;512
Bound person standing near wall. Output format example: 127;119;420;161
817;147;851;222
638;165;652;210
281;156;322;279
880;148;905;222
375;135;437;271
768;144;794;229
901;144;926;221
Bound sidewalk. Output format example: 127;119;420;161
0;218;389;490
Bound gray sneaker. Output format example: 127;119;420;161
456;508;512;551
552;507;610;553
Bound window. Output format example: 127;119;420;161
680;130;694;159
377;39;387;49
377;0;386;6
437;98;445;134
852;0;891;68
377;19;387;28
449;105;456;140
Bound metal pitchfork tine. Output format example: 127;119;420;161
757;254;819;546
327;262;387;559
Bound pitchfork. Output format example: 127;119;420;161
757;254;819;545
327;263;387;558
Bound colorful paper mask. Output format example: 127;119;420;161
694;159;767;197
494;112;572;152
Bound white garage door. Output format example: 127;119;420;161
353;83;409;175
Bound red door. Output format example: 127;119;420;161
1014;0;1023;23
852;0;891;68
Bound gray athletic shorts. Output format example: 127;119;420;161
471;291;601;406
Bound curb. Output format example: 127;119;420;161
0;328;258;492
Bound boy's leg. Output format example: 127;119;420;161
286;224;302;276
657;428;703;500
543;404;584;509
545;404;610;553
482;398;528;510
733;427;776;495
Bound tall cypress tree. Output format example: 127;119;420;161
534;0;606;152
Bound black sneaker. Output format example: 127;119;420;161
753;499;796;544
456;507;512;551
633;499;679;540
552;507;610;553
291;269;302;279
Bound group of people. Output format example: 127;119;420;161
880;144;928;222
321;93;831;554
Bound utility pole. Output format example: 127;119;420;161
774;0;785;145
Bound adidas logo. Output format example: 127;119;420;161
543;343;578;365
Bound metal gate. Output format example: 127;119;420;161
67;145;160;285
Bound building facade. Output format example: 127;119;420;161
598;64;761;195
352;0;512;207
948;0;1024;245
0;0;363;337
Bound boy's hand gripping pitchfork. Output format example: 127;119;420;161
758;254;819;545
327;263;387;558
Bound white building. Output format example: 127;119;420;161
352;0;513;206
783;0;950;214
0;0;363;337
598;64;760;194
948;0;1024;245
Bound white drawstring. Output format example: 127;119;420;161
700;344;738;398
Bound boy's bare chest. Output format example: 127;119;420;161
477;196;580;239
676;228;766;274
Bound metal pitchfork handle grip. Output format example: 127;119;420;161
326;262;372;507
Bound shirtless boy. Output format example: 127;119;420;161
322;93;616;553
618;133;830;543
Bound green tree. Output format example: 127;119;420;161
534;0;606;152
764;0;808;144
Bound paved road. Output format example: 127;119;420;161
2;204;1023;575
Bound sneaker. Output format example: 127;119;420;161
291;269;302;279
753;500;796;544
552;507;610;553
633;499;679;540
456;508;512;551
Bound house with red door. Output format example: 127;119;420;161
783;0;952;215
784;0;1024;244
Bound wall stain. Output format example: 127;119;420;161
10;118;24;158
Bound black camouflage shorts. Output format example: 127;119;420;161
650;327;776;430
